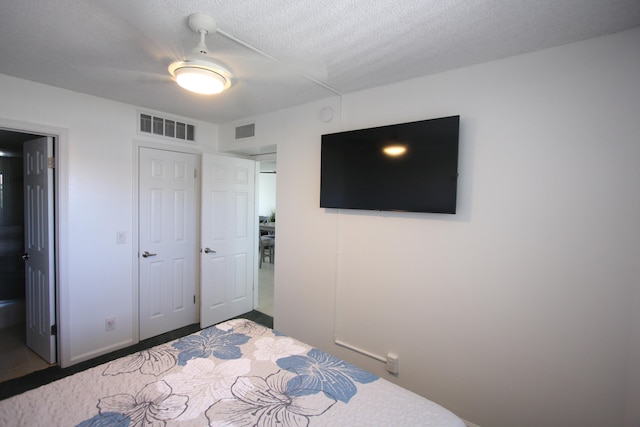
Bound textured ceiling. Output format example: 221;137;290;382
1;0;639;124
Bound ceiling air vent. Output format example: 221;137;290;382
139;113;195;142
235;123;255;140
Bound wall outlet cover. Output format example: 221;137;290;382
105;317;116;331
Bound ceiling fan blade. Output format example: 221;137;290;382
86;0;188;63
73;65;173;84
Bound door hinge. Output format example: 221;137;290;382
48;157;55;169
193;295;196;304
51;324;57;336
194;169;197;179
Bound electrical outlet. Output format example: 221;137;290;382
105;317;116;331
386;352;399;374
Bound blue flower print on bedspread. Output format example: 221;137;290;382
206;369;336;426
172;325;250;365
77;412;130;427
277;348;379;403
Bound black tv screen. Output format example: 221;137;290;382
320;115;459;214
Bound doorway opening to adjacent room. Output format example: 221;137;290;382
0;128;58;382
257;160;276;317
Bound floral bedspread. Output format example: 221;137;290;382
0;319;465;426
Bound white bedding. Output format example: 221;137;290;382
0;318;465;426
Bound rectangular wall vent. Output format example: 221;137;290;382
235;123;255;140
139;113;195;142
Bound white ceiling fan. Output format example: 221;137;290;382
168;13;338;96
72;9;339;111
168;13;232;95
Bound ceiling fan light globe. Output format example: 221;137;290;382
174;67;226;95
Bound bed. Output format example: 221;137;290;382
0;318;465;426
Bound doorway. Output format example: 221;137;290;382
0;129;57;381
256;160;276;317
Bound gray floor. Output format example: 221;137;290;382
257;261;274;316
0;323;54;383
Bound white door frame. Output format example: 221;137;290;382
0;118;70;367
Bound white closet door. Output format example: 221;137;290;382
139;147;197;340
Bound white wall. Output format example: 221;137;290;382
221;28;640;427
0;76;218;366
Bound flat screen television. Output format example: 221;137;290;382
320;115;459;214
